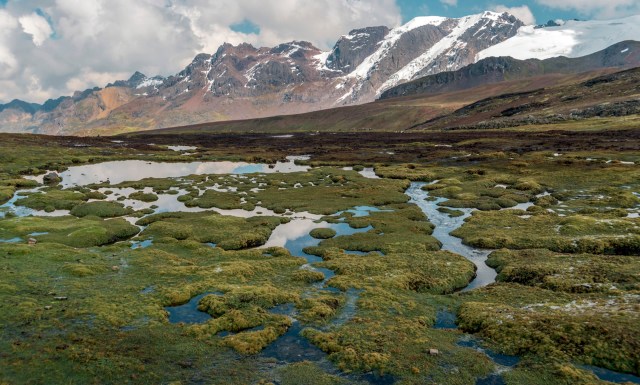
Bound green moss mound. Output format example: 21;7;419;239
128;191;158;202
310;228;337;239
70;201;133;218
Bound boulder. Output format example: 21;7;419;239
42;172;62;185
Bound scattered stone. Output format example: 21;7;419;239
429;349;440;356
111;265;120;272
177;360;193;369
42;172;62;185
54;296;68;301
28;238;37;245
44;305;52;310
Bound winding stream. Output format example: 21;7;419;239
405;182;496;290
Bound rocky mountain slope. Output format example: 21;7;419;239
412;66;640;130
1;12;639;136
379;41;640;99
129;66;630;136
0;11;523;135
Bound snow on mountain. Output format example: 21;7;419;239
377;13;485;93
477;14;640;61
329;11;522;102
136;77;164;89
347;17;447;80
7;10;640;135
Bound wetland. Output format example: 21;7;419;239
0;130;639;384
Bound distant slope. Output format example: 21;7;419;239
123;66;627;137
413;66;640;130
380;41;640;99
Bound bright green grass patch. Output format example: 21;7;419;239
452;210;640;255
185;190;244;210
70;201;134;218
458;284;640;375
15;188;88;212
0;215;139;247
137;211;286;250
128;191;159;202
487;248;640;293
310;228;337;239
317;205;440;254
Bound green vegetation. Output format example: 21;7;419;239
15;188;88;212
128;191;159;202
0;131;638;384
452;210;640;255
0;215;139;247
137;212;286;250
70;201;134;218
309;228;337;239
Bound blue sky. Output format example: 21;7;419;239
397;0;577;24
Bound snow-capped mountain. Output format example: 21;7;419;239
1;11;638;135
331;12;522;103
477;14;640;60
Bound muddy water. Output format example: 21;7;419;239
405;182;496;291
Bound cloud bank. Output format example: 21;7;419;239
0;0;401;103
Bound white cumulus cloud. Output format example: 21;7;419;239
0;0;401;104
18;12;54;46
492;5;536;25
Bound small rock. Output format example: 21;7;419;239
42;172;62;185
429;349;439;356
111;265;120;272
28;238;37;245
47;292;56;296
44;305;52;310
177;360;193;369
54;296;68;301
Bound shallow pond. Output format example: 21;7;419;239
578;365;640;384
405;182;496;291
165;292;221;324
28;156;310;188
3;157;318;220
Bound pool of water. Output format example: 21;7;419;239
457;336;520;367
0;237;22;243
3;158;322;221
165;292;222;324
166;145;197;152
262;219;373;262
579;365;640;384
434;309;457;329
334;206;392;218
405;182;496;291
27;156;310;188
131;239;153;249
343;250;384;256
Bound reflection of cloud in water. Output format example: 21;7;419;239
47;159;310;187
262;219;324;248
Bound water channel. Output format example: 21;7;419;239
2;160;637;384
